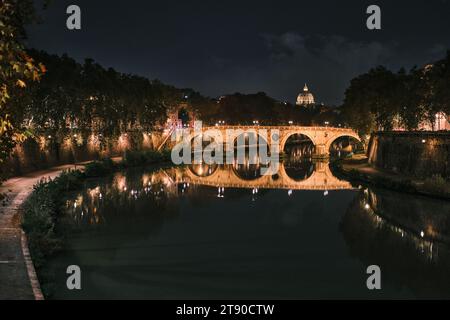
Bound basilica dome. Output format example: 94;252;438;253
296;84;315;106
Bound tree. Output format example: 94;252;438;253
427;51;450;122
340;56;450;134
0;0;45;165
397;67;427;130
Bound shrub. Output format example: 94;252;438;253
423;174;450;196
22;178;63;268
143;149;171;163
123;150;146;167
122;149;171;167
84;158;115;177
54;169;85;191
22;169;85;266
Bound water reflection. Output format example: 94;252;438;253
342;187;450;298
55;150;450;299
66;157;353;227
283;144;322;182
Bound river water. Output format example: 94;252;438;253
46;155;450;299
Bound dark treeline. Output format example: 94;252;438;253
13;50;189;137
206;92;343;126
14;50;343;135
341;52;450;135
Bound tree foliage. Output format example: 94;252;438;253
17;50;189;138
341;52;450;135
196;92;343;126
0;0;44;164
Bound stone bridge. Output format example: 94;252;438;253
181;125;362;158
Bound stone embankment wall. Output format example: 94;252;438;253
368;132;450;178
1;131;167;177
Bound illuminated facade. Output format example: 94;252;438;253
296;84;315;106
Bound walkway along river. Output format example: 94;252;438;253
0;164;82;300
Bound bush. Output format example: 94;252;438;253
22;169;84;266
143;149;171;163
84;158;116;177
22;179;63;268
54;169;85;191
423;174;450;196
122;149;171;167
123;150;147;167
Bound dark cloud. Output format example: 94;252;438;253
263;33;305;60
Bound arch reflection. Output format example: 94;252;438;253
283;145;315;181
188;163;218;178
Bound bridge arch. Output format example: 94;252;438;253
325;133;362;154
169;126;362;159
280;131;317;153
232;130;269;148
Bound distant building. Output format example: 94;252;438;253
296;84;315;106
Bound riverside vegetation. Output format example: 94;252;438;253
21;149;171;296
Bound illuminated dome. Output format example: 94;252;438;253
296;84;315;106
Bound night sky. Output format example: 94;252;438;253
26;0;450;105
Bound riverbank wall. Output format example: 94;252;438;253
367;131;450;178
1;131;166;178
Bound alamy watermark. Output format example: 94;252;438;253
366;265;381;290
66;265;81;290
66;5;81;30
366;5;381;30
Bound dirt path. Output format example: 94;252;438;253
0;164;82;300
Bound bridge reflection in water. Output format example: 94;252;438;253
183;161;352;191
57;152;450;299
